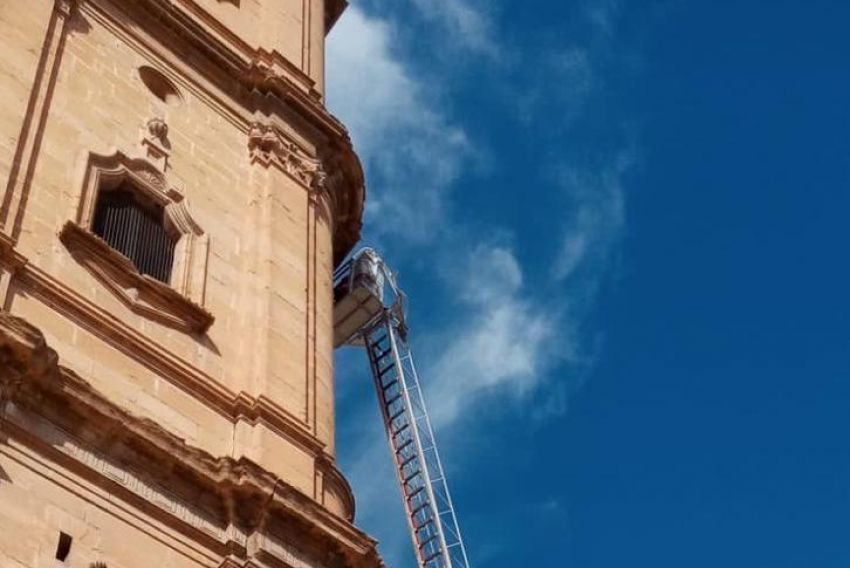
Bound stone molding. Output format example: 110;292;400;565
61;149;212;332
10;260;329;459
0;0;77;241
0;312;381;568
248;121;324;190
2;0;365;266
1;0;365;265
86;0;366;264
59;222;214;333
0;0;356;501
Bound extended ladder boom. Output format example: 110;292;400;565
333;249;471;568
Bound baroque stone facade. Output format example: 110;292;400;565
0;1;377;567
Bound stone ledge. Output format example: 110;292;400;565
59;222;215;333
0;311;383;568
13;259;328;459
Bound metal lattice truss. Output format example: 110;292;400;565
333;249;471;568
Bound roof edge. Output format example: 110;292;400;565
325;0;348;33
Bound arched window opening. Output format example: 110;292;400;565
92;185;177;284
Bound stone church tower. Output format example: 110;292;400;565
0;1;379;567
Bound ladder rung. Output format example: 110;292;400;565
373;347;393;361
382;379;398;392
411;501;430;516
395;439;413;454
418;534;439;550
416;517;435;530
423;550;442;563
389;407;406;422
403;470;421;484
393;423;410;437
378;364;395;377
384;393;402;407
399;454;417;468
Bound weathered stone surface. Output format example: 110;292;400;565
0;0;375;566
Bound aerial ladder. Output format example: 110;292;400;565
333;248;471;568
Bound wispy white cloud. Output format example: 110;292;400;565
425;243;562;428
552;149;635;285
328;1;637;566
584;0;624;37
515;46;594;128
326;7;473;243
338;243;568;567
406;0;499;57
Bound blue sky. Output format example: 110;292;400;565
326;1;850;567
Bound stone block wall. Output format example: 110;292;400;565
0;0;372;566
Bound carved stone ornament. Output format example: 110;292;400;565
248;122;326;190
82;1;366;265
61;151;212;333
141;116;172;172
55;0;76;18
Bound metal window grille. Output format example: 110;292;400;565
92;186;176;284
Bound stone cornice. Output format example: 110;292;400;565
0;312;383;568
88;0;365;264
326;0;349;33
12;260;328;459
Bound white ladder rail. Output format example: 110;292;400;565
335;248;471;568
399;348;471;568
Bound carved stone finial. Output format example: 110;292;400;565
141;117;171;172
147;117;169;143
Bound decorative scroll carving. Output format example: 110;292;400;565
248;122;326;190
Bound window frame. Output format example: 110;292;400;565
61;150;212;333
